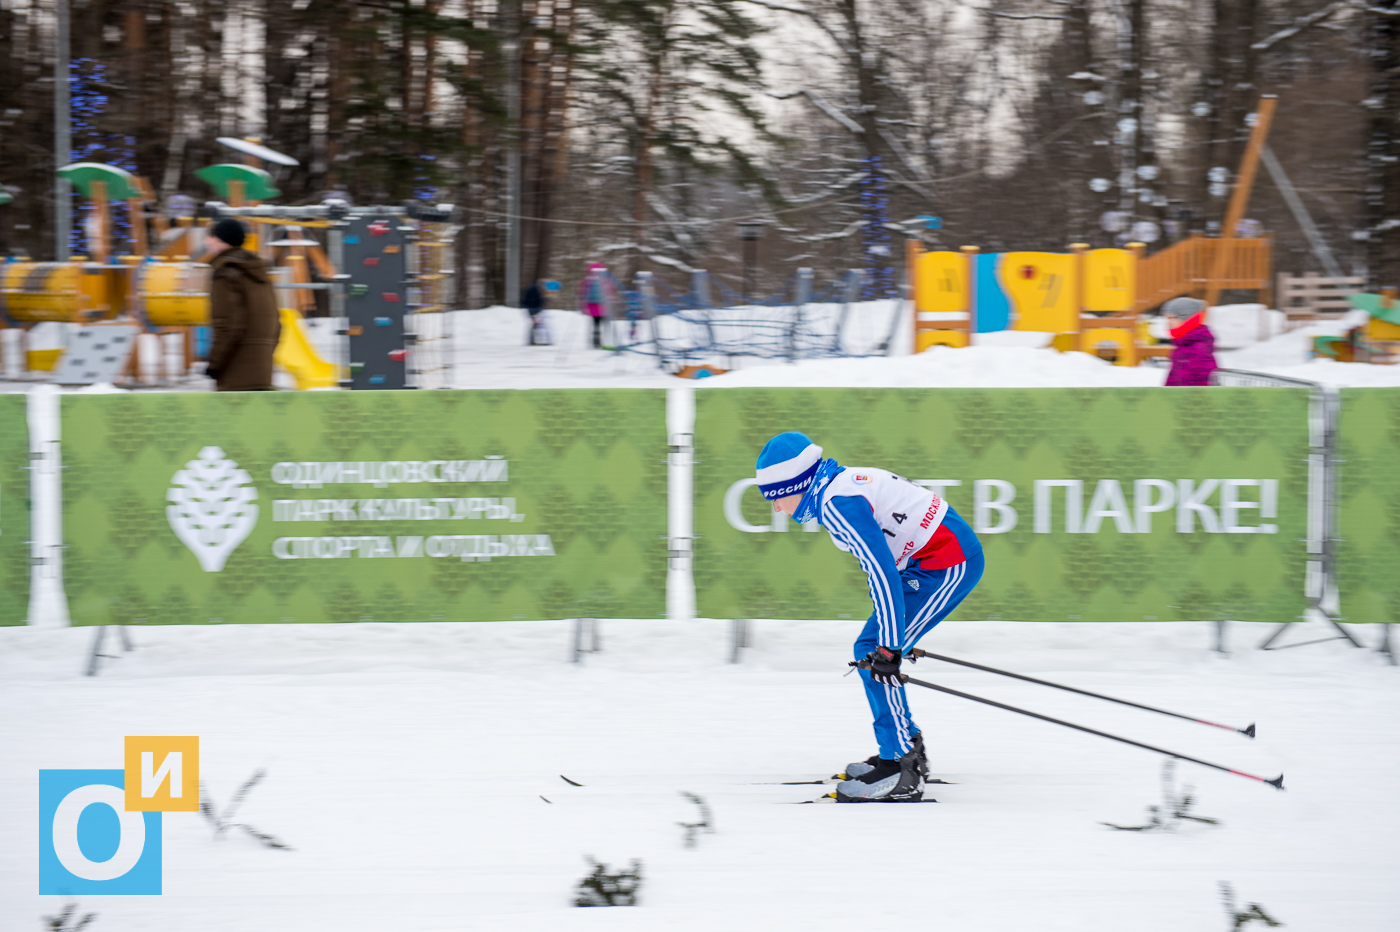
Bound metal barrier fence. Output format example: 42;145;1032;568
1212;369;1365;653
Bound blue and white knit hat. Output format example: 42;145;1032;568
755;431;824;501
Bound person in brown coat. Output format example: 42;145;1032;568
205;218;281;391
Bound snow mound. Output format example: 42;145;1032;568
701;345;1165;388
1207;304;1288;349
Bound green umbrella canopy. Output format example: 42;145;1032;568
0;190;11;205
195;163;281;201
55;162;142;200
1347;292;1400;326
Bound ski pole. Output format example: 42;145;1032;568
906;649;1256;738
855;662;1284;790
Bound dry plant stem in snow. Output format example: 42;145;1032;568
1220;881;1285;929
1101;760;1221;832
199;769;293;850
43;900;96;932
678;791;715;848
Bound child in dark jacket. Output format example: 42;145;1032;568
1162;297;1217;386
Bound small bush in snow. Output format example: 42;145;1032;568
575;857;642;906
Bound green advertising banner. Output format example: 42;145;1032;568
1;394;29;625
694;388;1310;623
61;390;667;625
1338;387;1400;624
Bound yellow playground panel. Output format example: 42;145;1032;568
1077;246;1139;366
135;261;212;326
911;244;973;352
1000;252;1079;334
1082;248;1134;311
0;260;124;322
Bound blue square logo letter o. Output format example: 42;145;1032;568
40;770;162;895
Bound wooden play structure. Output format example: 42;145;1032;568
911;96;1282;366
1311;290;1400;364
0;141;389;388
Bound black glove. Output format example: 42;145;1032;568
867;646;903;685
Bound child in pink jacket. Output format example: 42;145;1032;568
577;263;616;348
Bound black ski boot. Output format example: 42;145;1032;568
835;731;927;781
833;744;925;802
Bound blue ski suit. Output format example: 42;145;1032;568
814;467;984;760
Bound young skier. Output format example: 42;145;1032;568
755;431;984;802
1161;296;1218;386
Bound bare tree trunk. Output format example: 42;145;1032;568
1367;0;1400;286
629;37;667;281
1198;0;1257;234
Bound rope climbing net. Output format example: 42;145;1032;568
605;268;902;368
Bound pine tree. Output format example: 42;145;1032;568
572;0;771;278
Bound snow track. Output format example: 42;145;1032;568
3;617;1396;930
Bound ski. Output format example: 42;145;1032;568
750;777;955;786
829;775;955;784
797;792;940;804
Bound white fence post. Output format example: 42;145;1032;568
666;386;696;623
26;386;70;628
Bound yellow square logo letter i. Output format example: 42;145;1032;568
124;736;200;812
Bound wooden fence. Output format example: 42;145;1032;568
1134;235;1273;312
1276;273;1365;319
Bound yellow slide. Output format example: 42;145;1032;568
274;307;340;390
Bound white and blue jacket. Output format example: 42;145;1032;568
814;467;957;648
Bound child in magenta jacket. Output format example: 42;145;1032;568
1163;297;1218;386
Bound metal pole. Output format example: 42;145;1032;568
872;667;1284;789
1205;94;1277;307
743;237;755;301
906;648;1255;736
504;33;521;308
54;0;71;261
737;221;762;303
1260;145;1346;282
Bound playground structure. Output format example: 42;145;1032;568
0;140;454;389
911;95;1283;367
1310;290;1400;364
908;234;1274;366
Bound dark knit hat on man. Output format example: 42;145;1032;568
211;218;246;249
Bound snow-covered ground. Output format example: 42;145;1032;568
413;301;1400;390
2;617;1396;930
4;300;1399;393
4;299;1398;929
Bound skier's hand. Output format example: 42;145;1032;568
866;646;903;685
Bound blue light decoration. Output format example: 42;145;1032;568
859;155;895;300
413;154;438;204
68;58;137;257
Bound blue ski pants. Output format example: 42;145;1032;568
853;551;985;760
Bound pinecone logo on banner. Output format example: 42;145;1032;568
166;446;259;572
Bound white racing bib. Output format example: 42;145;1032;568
822;467;949;570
